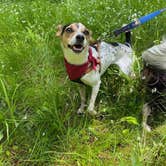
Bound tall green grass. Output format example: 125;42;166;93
0;0;166;165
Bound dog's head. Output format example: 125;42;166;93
142;39;166;91
56;23;92;54
142;39;166;70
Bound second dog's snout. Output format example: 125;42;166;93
76;35;85;42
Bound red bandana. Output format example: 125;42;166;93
64;47;100;81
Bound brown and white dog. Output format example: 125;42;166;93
56;23;133;115
142;38;166;131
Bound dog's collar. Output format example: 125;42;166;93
64;47;100;82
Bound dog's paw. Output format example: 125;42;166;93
143;122;151;132
77;108;84;115
88;110;97;116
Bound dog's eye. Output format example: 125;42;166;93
83;30;89;36
65;27;73;33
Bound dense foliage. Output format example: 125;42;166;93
0;0;166;165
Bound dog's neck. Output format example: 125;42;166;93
62;45;89;65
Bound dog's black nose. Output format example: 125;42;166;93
76;35;84;42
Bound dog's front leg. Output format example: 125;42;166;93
87;81;101;115
142;103;151;132
77;85;86;114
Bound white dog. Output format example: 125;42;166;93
56;23;133;115
142;38;166;131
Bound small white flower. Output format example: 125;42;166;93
23;114;27;120
1;65;5;69
130;88;133;93
131;13;138;19
152;88;157;93
21;20;26;23
142;76;146;80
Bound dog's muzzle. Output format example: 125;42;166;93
68;35;85;53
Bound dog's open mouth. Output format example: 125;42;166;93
68;44;84;53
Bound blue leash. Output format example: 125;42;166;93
113;8;166;37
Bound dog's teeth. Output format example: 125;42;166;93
73;46;83;51
73;46;82;51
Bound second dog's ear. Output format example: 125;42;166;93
56;24;63;37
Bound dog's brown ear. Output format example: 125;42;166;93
89;30;92;36
56;24;63;37
89;37;95;45
89;30;95;44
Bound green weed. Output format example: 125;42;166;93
0;0;166;165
